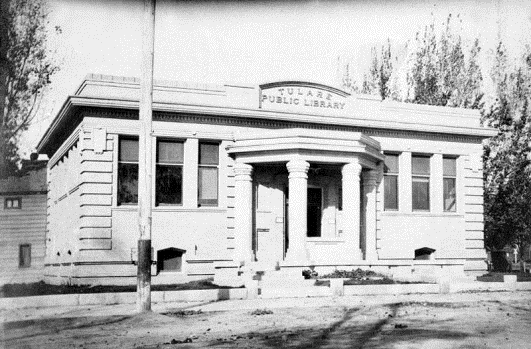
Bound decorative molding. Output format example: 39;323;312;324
48;128;81;168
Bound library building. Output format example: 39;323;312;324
37;74;496;285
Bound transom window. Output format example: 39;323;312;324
443;157;457;212
156;140;184;205
5;197;21;209
383;154;399;210
198;142;219;206
118;138;139;205
412;155;430;211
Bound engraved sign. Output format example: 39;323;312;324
259;81;349;112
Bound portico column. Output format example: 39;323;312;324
285;159;310;262
342;161;362;261
363;168;380;261
234;162;253;266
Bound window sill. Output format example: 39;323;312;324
156;271;184;274
381;211;464;217
153;207;226;213
306;237;345;243
113;206;226;213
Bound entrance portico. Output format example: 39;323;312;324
228;128;384;268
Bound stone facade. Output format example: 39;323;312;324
37;74;496;285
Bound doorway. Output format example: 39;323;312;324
307;187;322;237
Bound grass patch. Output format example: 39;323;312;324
1;278;239;298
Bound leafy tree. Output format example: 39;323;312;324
398;14;483;108
0;0;60;177
348;15;482;107
483;42;531;261
361;39;394;100
341;62;360;94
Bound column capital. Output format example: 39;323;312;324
362;169;379;187
287;159;310;179
342;161;362;177
234;162;253;181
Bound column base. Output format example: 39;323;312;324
343;247;363;262
284;249;309;265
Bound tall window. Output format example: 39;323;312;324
198;142;219;206
19;244;31;268
383;154;399;210
118;138;139;205
412;155;430;211
156;140;184;205
443;157;457;212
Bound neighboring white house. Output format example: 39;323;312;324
0;159;47;285
37;74;496;285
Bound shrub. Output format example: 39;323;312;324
320;268;382;280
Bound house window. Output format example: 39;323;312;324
156;140;184;206
443;157;457;212
19;244;31;268
5;197;21;209
198;142;219;206
412;155;430;211
118;137;139;205
383;154;399;210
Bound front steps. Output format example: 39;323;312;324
214;261;314;289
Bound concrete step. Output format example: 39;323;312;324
259;279;316;288
257;269;313;288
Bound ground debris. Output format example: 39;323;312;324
250;308;274;316
167;337;193;344
395;324;408;329
163;309;203;317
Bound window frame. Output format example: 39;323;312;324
198;141;220;207
383;153;399;211
5;197;22;209
443;156;457;212
155;139;185;206
19;244;31;268
412;154;431;211
117;136;139;206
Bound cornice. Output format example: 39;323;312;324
38;94;494;157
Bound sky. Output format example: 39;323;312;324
21;0;531;157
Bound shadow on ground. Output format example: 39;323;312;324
204;302;472;349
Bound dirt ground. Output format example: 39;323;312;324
2;291;531;349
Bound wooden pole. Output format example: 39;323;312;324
137;0;156;313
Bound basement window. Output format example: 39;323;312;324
157;248;185;273
414;247;436;260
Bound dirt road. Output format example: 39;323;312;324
2;291;531;348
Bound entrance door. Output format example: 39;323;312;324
307;187;322;237
255;175;286;266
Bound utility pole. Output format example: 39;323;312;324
137;0;156;313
